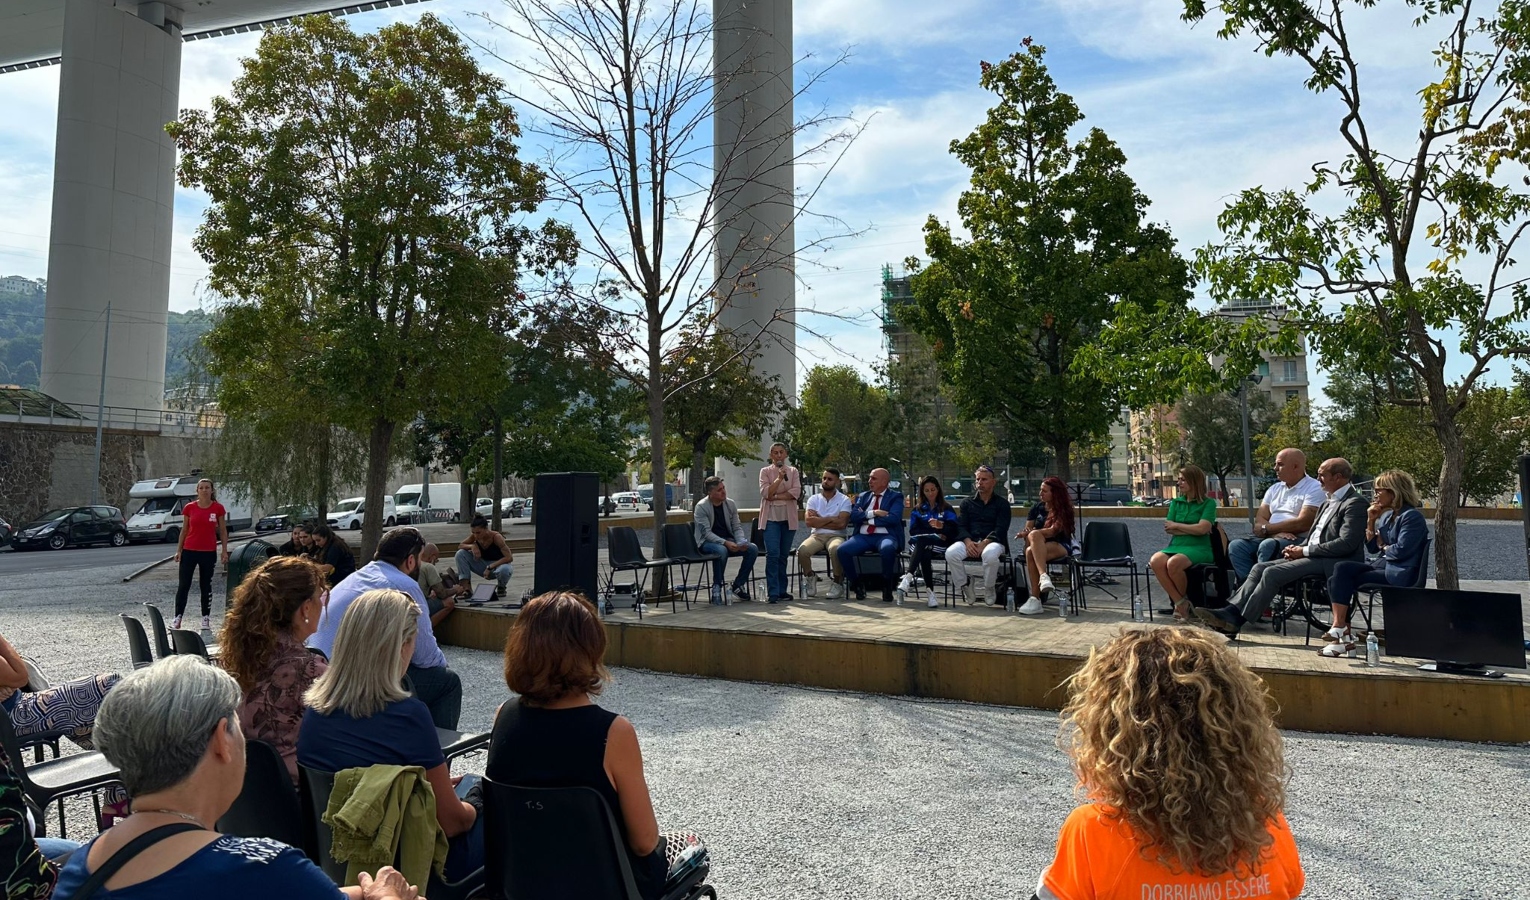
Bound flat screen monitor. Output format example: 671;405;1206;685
1381;587;1526;677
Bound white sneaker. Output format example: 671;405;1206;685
201;616;211;632
983;587;998;608
1038;574;1054;599
171;615;182;630
806;575;820;598
961;583;976;605
926;591;939;609
825;582;844;600
1018;597;1044;615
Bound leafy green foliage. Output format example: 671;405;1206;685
901;42;1202;481
1178;388;1278;499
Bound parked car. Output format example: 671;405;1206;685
328;495;396;530
0;514;12;547
610;492;642;512
256;505;318;533
10;506;129;550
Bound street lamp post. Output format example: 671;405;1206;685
1238;374;1264;527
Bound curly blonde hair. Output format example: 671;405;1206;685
220;555;325;693
1060;628;1289;876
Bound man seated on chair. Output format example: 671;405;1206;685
417;542;468;628
456;515;514;597
1196;458;1367;638
1228;448;1325;585
945;465;1012;607
693;476;758;604
836;468;905;603
798;467;853;599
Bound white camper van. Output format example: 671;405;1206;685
327;495;398;530
126;475;254;544
393;483;463;523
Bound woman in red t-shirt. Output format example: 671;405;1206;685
1036;629;1304;900
173;478;230;630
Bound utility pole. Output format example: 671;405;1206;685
1239;378;1257;527
90;302;111;505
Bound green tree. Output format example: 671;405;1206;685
170;15;570;558
902;42;1200;482
664;324;787;500
883;350;1002;477
1367;386;1528;506
1253;400;1317;469
1179;388;1277;501
1182;0;1530;586
779;365;899;482
1315;355;1418;478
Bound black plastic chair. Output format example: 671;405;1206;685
482;779;715;900
0;705;120;838
120;614;154;669
603;527;680;619
660;524;713;597
143;603;174;659
1068;522;1149;615
169;629;215;660
299;764;483;900
1185;523;1234;610
1358;537;1431;634
217;739;313;857
438;728;490;764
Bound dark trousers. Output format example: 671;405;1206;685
174;550;217;618
837;534;900;594
1327;561;1394;615
908;534;953;587
406;663;463;730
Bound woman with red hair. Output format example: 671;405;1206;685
1017;477;1077;615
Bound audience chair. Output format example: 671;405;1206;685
660;524;714;597
1357;537;1430;635
142;603;174;659
1183;523;1234;611
438;728;491;766
482;778;716;900
0;707;121;838
1068;522;1149;616
168;628;219;660
603;526;682;619
299;764;484;900
216;739;314;857
120;614;154;670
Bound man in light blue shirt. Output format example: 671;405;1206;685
307;526;462;729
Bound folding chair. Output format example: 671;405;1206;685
1069;522;1149;616
1357;538;1430;635
143;603;174;659
482;779;716;900
1184;523;1234;610
0;707;120;838
120;614;154;669
602;526;681;619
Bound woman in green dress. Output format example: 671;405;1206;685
1149;465;1217;622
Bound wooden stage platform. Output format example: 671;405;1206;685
437;586;1530;744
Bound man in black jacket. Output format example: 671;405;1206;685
1197;458;1367;638
944;466;1011;607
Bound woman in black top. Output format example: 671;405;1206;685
308;524;355;588
485;592;704;900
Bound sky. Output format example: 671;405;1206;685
0;0;1499;406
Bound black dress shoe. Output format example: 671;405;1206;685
881;590;895;603
853;584;867;601
1194;605;1243;636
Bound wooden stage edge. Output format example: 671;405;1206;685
439;606;1530;745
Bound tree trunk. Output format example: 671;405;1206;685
1434;416;1464;590
361;416;396;562
317;426;332;520
647;335;670;595
491;414;504;531
691;442;708;506
1052;440;1072;484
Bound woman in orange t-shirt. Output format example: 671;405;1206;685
1036;629;1304;900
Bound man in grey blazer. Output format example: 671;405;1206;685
693;475;758;603
1197;458;1367;638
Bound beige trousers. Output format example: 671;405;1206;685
796;533;847;581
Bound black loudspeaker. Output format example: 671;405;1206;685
1518;454;1530;580
534;472;600;602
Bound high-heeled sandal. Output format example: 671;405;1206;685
1172;599;1193;622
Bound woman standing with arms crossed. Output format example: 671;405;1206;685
173;478;229;631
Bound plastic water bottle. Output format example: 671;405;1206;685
1132;593;1145;623
1365;632;1380;667
1057;590;1068;618
1005;586;1015;613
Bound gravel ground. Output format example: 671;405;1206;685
2;560;1527;898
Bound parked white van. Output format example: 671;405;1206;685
394;483;463;523
326;495;397;530
126;475;254;544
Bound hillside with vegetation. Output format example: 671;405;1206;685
0;284;211;394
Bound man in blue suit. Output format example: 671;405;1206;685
836;467;905;602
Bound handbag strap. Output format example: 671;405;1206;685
70;823;206;900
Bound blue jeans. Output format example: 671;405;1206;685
406;662;462;731
762;520;793;599
35;837;80;861
699;539;758;589
837;534;900;589
455;548;512;589
437;774;485;885
1228;536;1295;582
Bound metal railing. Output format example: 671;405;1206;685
6;401;225;435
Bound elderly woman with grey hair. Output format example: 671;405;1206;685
51;656;419;900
